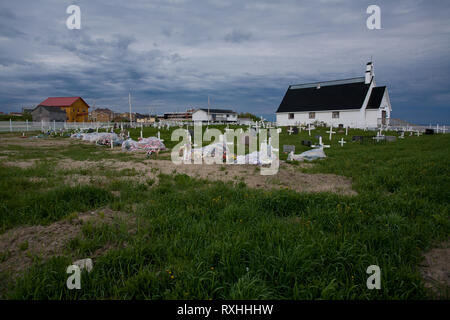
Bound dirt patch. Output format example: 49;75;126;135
0;208;132;278
63;174;110;187
28;177;47;183
57;159;101;171
1;160;36;168
419;241;450;299
1;137;356;195
0;136;77;148
102;159;356;196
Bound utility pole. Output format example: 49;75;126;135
128;91;132;126
208;95;210;126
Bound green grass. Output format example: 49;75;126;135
0;129;449;299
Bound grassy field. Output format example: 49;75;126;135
0;126;448;299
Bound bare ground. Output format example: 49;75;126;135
0;135;79;147
99;159;356;195
419;241;450;298
51;155;356;195
0;208;132;278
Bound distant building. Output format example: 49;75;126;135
90;108;114;122
31;105;67;122
192;109;238;123
36;97;90;122
9;112;23;116
237;118;253;125
136;113;156;123
163;109;194;121
275;62;392;128
120;112;136;122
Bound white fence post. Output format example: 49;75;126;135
26;119;29;132
9;119;12;132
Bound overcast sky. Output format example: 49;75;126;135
0;0;449;123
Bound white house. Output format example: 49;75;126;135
276;62;392;128
192;109;238;123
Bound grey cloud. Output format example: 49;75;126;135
224;29;252;43
0;0;449;123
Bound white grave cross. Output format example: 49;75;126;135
338;138;346;147
287;127;294;135
312;136;330;148
307;124;314;136
326;125;336;140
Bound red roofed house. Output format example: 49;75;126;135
36;97;90;122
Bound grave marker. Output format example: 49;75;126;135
326;125;336;140
283;145;295;153
307;124;314;136
338;138;346;147
312;136;330;148
287;127;293;135
372;132;385;142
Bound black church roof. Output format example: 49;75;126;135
366;86;386;109
276;77;371;113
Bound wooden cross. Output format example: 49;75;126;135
416;130;422;137
442;126;447;134
307;124;314;136
338;138;346;147
287;127;294;135
312;136;330;148
373;132;385;142
326;125;336;140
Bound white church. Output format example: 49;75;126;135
275;62;392;128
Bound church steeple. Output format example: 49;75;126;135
365;61;374;84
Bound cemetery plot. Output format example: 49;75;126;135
0;125;449;300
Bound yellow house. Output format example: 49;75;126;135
37;97;90;122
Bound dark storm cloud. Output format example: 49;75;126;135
0;0;449;123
